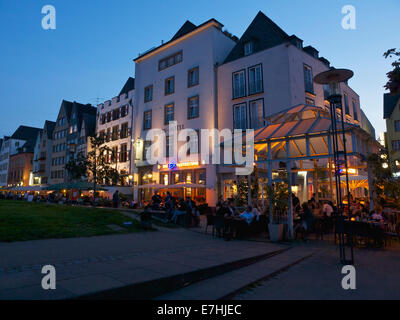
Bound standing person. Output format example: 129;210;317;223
302;202;315;241
292;193;300;214
224;199;236;241
112;190;120;208
215;201;228;237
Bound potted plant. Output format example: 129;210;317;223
266;181;289;242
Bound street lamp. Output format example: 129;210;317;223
314;68;354;265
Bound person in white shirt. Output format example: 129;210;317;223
239;206;254;225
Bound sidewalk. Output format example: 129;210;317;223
0;226;288;299
233;243;400;300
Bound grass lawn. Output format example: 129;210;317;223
0;200;149;242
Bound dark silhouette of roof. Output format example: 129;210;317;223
171;20;197;41
224;11;290;64
119;77;135;96
384;93;400;119
44;120;56;140
11;125;42;142
81;113;96;137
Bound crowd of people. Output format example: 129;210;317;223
148;191;203;227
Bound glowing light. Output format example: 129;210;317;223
161;161;200;170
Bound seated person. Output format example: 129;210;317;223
240;206;255;225
151;192;162;209
171;198;187;224
371;205;384;222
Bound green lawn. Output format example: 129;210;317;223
0;200;147;242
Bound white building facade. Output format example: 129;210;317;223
132;19;236;206
96;77;135;186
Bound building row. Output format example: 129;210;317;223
0;11;378;206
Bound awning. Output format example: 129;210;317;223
4;186;43;192
43;182;107;191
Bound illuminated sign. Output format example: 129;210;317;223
160;161;200;170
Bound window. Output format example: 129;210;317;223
160;172;169;185
107;112;112;122
99;130;105;142
188;67;199;87
165;136;171;158
121;105;127;117
113;108;120;120
233;103;247;130
188;96;199;119
353;100;359;121
106;128;111;142
164;103;174;125
393;140;400;151
248;64;263;95
143;141;151;160
395;121;400;132
303;64;314;94
111;146;118;163
159;51;183;71
119;143;128;162
233;70;246;99
120;123;129;139
344;93;350;115
165;77;175;95
143;111;152;130
306;98;315;105
112;126;119;141
101;114;106;125
249;99;264;129
244;41;254;56
144;85;153;102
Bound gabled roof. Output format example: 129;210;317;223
81;113;96;137
224;11;289;64
134;18;224;62
44;120;56;140
383;92;400;119
11;125;42;141
73;103;96;133
119;77;135;96
171;20;197;41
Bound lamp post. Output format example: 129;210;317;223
314;68;354;265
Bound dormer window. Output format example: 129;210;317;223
244;42;254;56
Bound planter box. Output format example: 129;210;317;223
268;223;284;242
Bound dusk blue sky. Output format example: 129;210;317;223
0;0;398;137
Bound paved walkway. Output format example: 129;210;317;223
0;226;287;299
234;243;400;300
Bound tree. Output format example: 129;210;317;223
65;153;88;181
384;48;400;95
86;136;121;195
368;150;400;208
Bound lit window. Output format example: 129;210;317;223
164;104;174;125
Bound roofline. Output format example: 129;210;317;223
134;18;224;63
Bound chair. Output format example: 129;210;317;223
205;214;215;237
